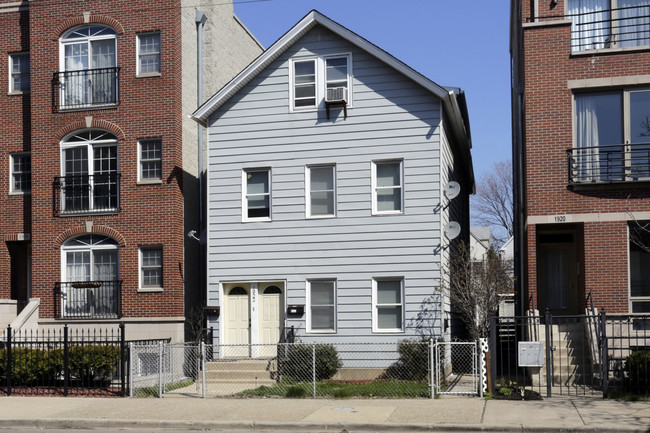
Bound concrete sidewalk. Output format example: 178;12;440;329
0;394;648;432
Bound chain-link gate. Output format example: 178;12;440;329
435;341;479;396
130;342;204;397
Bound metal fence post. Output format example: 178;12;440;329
120;322;126;397
201;342;207;398
600;309;608;398
6;325;11;396
312;343;316;398
489;314;497;396
129;342;134;397
63;325;69;397
429;338;435;399
544;309;552;398
158;341;163;398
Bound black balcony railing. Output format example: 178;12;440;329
54;280;122;320
567;143;650;185
53;173;120;216
52;67;120;111
527;5;650;52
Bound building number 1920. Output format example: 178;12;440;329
554;215;567;223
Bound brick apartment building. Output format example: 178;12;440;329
511;0;650;316
0;0;262;340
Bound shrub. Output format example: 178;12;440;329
384;338;439;381
0;345;120;386
625;350;650;388
285;385;308;398
279;343;342;382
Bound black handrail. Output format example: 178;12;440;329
52;67;120;111
53;173;121;215
54;280;122;319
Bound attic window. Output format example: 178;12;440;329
290;54;352;113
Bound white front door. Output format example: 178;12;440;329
224;286;250;357
258;284;284;357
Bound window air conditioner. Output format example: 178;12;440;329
326;87;348;103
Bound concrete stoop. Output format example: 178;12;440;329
204;359;277;389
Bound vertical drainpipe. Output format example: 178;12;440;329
196;9;208;310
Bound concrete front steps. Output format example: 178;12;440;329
203;359;278;395
533;322;598;388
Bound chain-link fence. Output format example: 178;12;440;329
129;343;203;397
129;339;484;399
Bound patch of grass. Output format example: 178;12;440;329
134;380;195;397
237;379;431;399
606;389;650;402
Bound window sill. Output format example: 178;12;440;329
138;287;164;293
307;214;336;219
137;179;162;185
372;329;405;334
372;211;404;216
8;191;30;196
136;72;162;78
306;330;337;334
8;91;29;96
242;217;272;223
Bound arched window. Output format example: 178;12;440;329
60;234;120;318
59;25;118;108
228;287;247;295
59;129;119;214
263;285;282;294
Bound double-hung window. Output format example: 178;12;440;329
307;280;336;332
10;152;31;194
140;246;163;291
569;0;650;51
306;165;336;217
572;89;650;183
137;32;161;75
290;54;351;111
372;278;405;332
138;138;162;182
243;168;271;220
9;53;29;94
629;222;650;313
372;160;404;214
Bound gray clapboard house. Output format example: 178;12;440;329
191;10;474;358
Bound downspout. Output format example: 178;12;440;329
196;9;208;312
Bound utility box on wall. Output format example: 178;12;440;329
518;341;544;367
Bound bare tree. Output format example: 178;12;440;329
472;159;513;245
442;241;514;341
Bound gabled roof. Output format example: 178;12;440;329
191;9;474;190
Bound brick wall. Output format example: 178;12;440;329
517;0;650;313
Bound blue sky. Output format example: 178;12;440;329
233;0;512;187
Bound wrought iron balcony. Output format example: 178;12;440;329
528;5;650;52
54;280;122;320
52;67;120;111
53;173;120;216
567;143;650;185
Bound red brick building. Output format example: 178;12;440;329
0;0;261;340
511;0;650;316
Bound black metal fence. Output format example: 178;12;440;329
54;281;122;320
490;311;650;398
52;67;120;111
0;324;126;396
53;173;121;216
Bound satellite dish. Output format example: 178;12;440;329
443;181;461;200
444;221;461;240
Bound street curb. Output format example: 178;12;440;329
0;418;647;433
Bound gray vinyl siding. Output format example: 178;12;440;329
206;26;449;345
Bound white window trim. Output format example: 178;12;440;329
59;25;118;72
138;246;163;292
137;138;162;183
8;52;29;94
136;31;161;77
9;152;31;195
305;164;336;218
371;277;405;333
371;159;404;215
289;53;353;112
306;279;337;333
242;168;272;222
60;235;119;282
